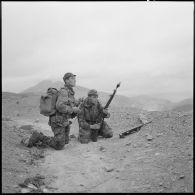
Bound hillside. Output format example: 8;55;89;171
2;91;193;193
171;98;193;112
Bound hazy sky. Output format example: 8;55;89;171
2;2;193;102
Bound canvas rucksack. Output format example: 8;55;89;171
39;88;59;116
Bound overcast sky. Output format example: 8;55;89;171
2;2;193;102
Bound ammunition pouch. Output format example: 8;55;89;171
49;113;71;128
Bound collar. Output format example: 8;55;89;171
64;84;75;95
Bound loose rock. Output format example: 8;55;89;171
20;125;34;131
21;188;31;193
104;167;115;172
27;184;37;190
179;175;185;179
34;119;39;123
146;135;153;141
156;133;163;137
99;146;106;152
42;188;49;193
145;144;150;148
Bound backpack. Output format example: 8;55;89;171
39;88;59;116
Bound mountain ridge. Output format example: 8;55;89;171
15;80;193;112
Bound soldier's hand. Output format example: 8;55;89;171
72;107;80;114
90;123;101;129
103;108;109;115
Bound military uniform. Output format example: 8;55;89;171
78;97;113;144
47;84;77;149
22;73;77;150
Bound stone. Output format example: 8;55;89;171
99;146;106;152
156;133;163;137
27;184;37;190
21;188;31;193
159;182;163;186
132;144;137;148
125;142;131;146
34;119;39;123
145;144;150;148
42;188;49;193
20;125;34;131
146;135;153;141
35;174;45;179
179;175;185;179
104;167;115;172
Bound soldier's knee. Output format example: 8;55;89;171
54;139;65;149
54;144;65;150
54;138;65;150
104;131;113;138
79;137;90;144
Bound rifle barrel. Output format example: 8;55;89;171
119;121;152;138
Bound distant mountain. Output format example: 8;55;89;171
22;80;62;94
20;80;133;108
20;80;192;112
171;98;193;112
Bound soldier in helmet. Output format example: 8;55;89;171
21;72;80;150
78;89;113;143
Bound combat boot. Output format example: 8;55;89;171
21;131;42;147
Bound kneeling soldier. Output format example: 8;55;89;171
21;72;80;150
78;89;113;144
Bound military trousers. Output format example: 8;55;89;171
79;121;113;144
35;115;70;150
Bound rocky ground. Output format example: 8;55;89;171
2;96;193;193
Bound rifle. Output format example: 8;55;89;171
119;120;152;138
104;82;121;109
91;82;121;142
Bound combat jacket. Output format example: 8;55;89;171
56;84;76;115
78;98;110;129
49;84;76;127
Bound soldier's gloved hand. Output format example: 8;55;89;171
102;108;109;115
72;107;81;114
90;123;101;129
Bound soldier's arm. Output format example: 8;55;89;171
77;104;90;129
56;89;74;114
99;102;110;118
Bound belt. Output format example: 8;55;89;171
86;120;96;125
